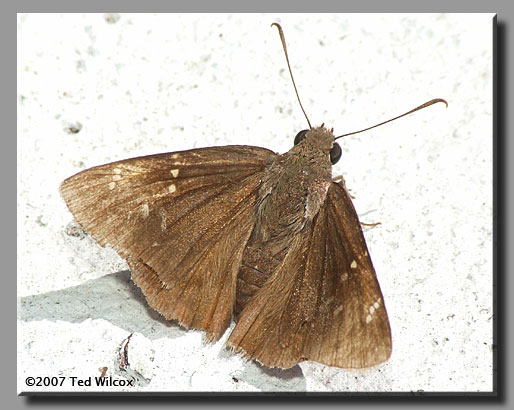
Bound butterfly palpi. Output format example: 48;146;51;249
60;23;447;369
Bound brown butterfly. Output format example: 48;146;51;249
60;23;446;369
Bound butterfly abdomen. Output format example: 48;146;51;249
234;243;287;317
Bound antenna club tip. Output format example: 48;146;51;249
271;22;281;29
437;98;448;108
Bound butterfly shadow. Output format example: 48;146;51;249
218;346;306;391
19;270;308;390
18;270;185;340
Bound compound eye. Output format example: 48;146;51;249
330;143;342;164
294;129;309;145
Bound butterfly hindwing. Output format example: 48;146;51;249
61;145;277;341
227;181;391;368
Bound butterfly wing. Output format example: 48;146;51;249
227;181;391;368
61;145;277;341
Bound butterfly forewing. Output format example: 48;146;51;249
126;193;255;342
61;145;277;341
227;181;391;368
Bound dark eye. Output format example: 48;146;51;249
294;129;309;145
330;143;342;164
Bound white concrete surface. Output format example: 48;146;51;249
17;13;493;392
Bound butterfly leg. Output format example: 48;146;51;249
334;176;380;227
361;221;381;227
333;175;355;199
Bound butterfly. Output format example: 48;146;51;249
60;23;446;369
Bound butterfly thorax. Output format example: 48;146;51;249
234;126;335;316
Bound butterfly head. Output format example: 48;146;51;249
293;125;342;165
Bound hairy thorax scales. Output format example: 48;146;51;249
234;127;335;316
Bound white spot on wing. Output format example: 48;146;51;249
350;260;357;269
366;298;382;324
161;210;166;231
112;175;121;181
169;184;176;193
170;169;179;178
141;203;149;218
108;182;116;190
113;168;122;174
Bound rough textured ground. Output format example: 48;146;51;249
18;13;493;393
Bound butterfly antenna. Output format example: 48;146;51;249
272;22;312;130
335;98;448;140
